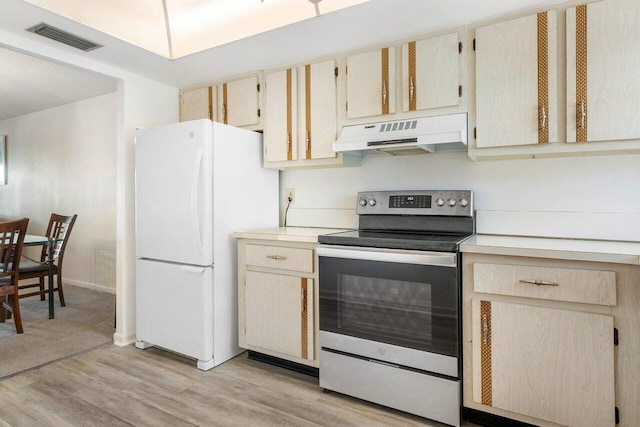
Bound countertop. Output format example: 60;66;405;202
233;227;350;244
461;234;640;265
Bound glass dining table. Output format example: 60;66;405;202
23;234;58;319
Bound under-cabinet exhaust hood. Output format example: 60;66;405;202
334;113;468;156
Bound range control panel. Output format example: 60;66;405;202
356;190;473;217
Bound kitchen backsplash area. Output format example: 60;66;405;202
281;151;640;241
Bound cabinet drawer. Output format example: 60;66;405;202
245;244;314;273
473;262;616;306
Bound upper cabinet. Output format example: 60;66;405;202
566;0;640;143
346;47;396;119
401;33;461;113
263;59;358;169
217;73;262;130
180;86;215;122
475;11;558;148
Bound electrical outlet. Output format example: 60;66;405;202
286;188;295;205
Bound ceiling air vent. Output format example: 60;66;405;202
26;23;102;52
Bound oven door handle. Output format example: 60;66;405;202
316;245;457;267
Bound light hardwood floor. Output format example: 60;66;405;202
0;344;473;426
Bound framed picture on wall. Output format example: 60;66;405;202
0;135;6;185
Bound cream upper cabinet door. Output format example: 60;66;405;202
264;68;298;162
475;11;558;148
472;300;615;426
567;0;640;143
244;271;313;361
346;47;396;119
402;33;461;112
180;86;214;122
218;75;261;128
299;59;338;160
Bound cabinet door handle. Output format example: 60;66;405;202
577;100;586;129
382;81;388;105
301;287;306;313
539;105;547;131
306;130;311;153
409;77;415;102
519;279;558;287
482;313;488;345
266;255;286;260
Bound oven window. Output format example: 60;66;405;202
338;275;432;347
319;255;458;357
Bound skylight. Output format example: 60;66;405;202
23;0;370;59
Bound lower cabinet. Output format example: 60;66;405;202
462;253;639;427
237;239;319;367
244;271;314;362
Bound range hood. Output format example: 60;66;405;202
334;113;468;156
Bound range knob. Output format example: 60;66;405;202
459;198;469;207
368;198;377;206
359;199;367;207
436;197;445;207
448;198;457;207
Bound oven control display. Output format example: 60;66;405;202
389;195;432;208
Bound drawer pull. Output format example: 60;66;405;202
519;279;558;287
266;255;287;260
482;313;488;345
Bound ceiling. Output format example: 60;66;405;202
0;0;570;121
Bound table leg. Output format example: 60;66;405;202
48;239;54;319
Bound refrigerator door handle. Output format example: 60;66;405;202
179;265;206;274
191;149;204;254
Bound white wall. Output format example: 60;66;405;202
0;93;117;291
281;151;640;240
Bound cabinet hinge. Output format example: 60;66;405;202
615;406;620;424
474;127;477;139
335;67;338;77
257;83;260;92
458;41;463;53
458;85;462;97
257;108;261;118
346;102;348;112
614;328;619;346
345;65;348;74
473;38;476;51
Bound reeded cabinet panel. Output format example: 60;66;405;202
180;86;213;122
346;47;396;119
475;11;558;148
472;299;614;426
264;68;298;162
402;33;461;112
567;0;640;143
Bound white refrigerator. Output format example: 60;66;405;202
134;119;278;370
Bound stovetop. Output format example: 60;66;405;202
318;229;473;252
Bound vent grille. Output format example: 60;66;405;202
26;23;102;52
379;120;418;132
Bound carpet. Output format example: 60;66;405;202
0;284;115;379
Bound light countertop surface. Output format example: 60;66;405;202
461;234;640;265
233;227;350;244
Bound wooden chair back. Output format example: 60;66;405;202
0;218;29;281
39;213;78;264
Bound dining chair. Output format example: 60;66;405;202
18;213;77;307
0;218;29;334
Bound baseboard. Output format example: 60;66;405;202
65;278;116;294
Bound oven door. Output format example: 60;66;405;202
318;245;459;360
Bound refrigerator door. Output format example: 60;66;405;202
135;119;213;265
136;259;214;363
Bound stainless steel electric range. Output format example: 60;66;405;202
317;190;474;427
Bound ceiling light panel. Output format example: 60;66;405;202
24;0;369;59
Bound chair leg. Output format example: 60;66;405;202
39;277;46;301
0;297;6;323
9;295;23;334
57;274;66;307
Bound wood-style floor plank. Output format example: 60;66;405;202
0;344;469;426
